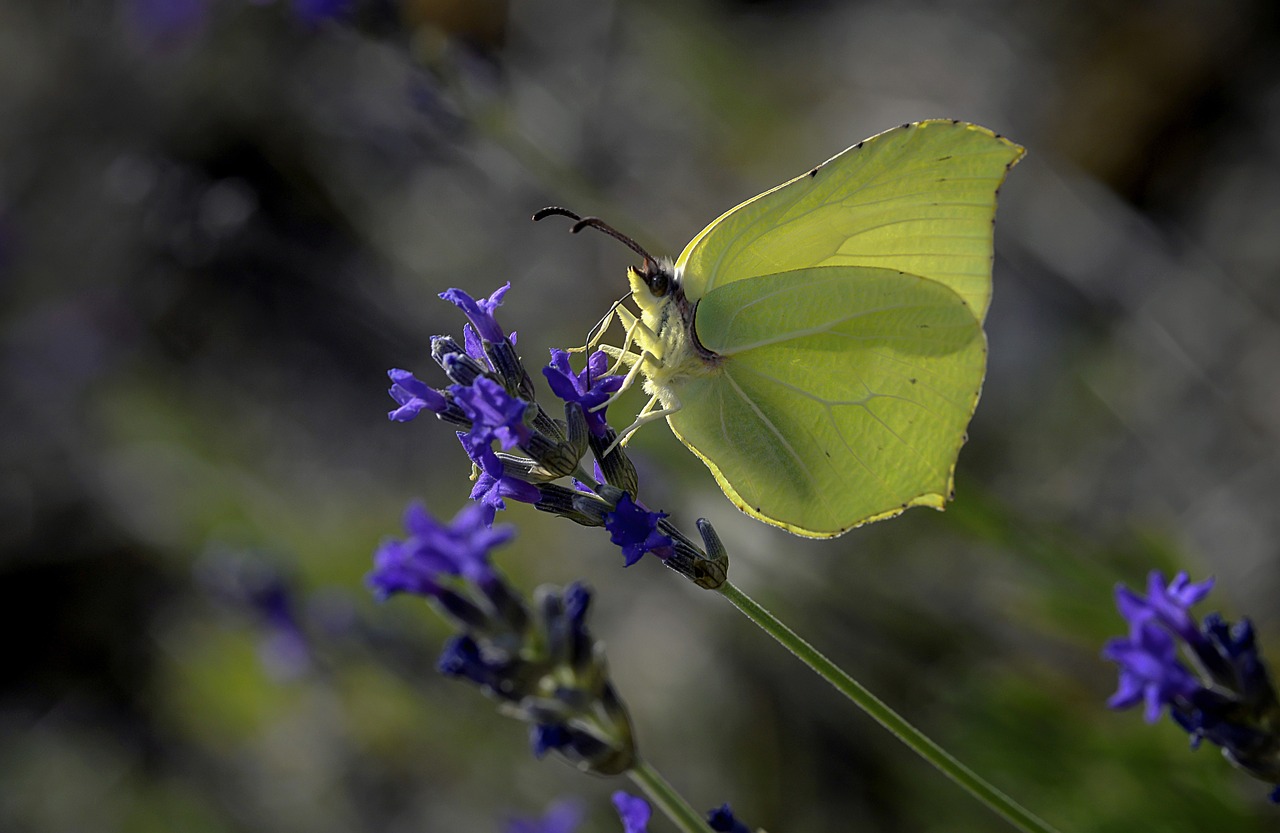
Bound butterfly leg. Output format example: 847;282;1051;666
593;343;658;413
600;392;683;457
573;302;621;354
600;307;651;378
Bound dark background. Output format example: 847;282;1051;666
4;0;1280;830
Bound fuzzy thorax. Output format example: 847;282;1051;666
622;259;720;411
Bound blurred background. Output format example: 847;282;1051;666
3;0;1280;830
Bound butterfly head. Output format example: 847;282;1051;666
627;256;681;321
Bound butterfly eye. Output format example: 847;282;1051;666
646;264;670;298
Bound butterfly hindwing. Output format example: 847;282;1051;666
668;266;986;538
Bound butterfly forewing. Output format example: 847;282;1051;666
674;120;1024;322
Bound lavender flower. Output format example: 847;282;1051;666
366;502;509;600
1104;569;1280;800
1103;619;1201;723
453;376;532;453
611;792;651;833
382;282;727;597
386;368;448;422
468;445;542;523
370;501;637;775
544;349;624;438
707;804;751;833
604;494;673;566
441;283;511;344
505;800;584;833
1116;571;1215;645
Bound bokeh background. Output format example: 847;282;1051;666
4;0;1280;830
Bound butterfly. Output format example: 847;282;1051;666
537;120;1024;538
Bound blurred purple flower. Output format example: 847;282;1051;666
1116;570;1215;644
437;633;506;689
611;792;650;833
530;723;573;759
367;502;511;600
1104;570;1280;800
290;0;350;24
247;0;351;25
707;804;751;833
252;576;312;679
1104;618;1201;723
505;800;583;833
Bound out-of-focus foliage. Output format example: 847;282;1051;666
3;0;1280;830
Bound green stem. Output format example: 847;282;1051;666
717;580;1061;833
628;758;708;833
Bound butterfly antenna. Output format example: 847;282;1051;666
533;206;658;270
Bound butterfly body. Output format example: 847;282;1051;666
577;120;1023;538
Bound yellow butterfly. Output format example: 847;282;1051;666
539;120;1023;537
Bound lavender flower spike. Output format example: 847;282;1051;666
1104;569;1280;800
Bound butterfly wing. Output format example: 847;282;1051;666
667;266;986;537
674;120;1024;322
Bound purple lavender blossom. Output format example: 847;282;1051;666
252;576;312;679
611;792;651;833
1102;620;1200;723
544;349;625;438
453;376;532;454
1104;570;1280;800
1116;571;1215;644
468;445;542;524
604;494;672;566
387;368;448;422
461;322;516;366
530;724;573;759
437;633;506;689
291;0;349;24
367;502;511;600
441;283;511;343
505;800;584;833
707;804;751;833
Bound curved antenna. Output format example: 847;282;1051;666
533;205;657;267
532;206;582;223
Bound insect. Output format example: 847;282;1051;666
536;120;1024;538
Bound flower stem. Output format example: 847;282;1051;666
628;758;708;833
717;580;1061;833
